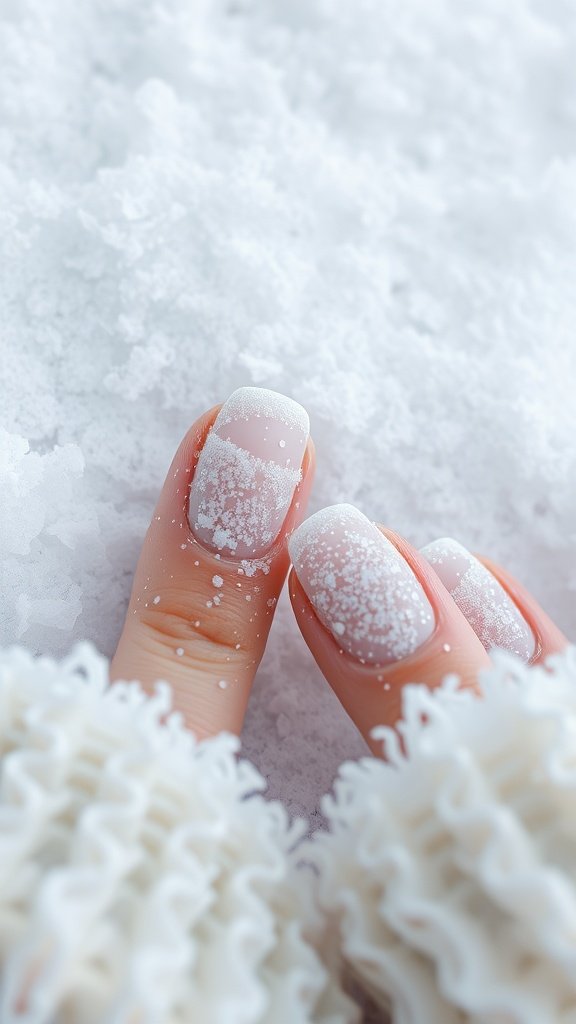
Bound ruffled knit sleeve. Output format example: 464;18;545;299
0;644;354;1024
4;642;576;1024
312;646;576;1024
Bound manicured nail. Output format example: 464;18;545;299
421;537;536;661
188;387;309;559
289;504;435;665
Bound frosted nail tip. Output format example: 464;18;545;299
215;387;310;435
421;536;536;661
289;504;435;665
188;387;309;560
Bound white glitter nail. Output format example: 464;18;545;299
289;504;435;666
421;537;535;661
188;387;309;560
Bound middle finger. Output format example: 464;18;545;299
288;504;491;754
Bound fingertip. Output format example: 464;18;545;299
421;535;563;664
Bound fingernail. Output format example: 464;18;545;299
289;504;435;665
188;387;309;560
421;537;536;661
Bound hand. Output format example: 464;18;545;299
112;388;567;750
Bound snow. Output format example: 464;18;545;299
2;0;576;823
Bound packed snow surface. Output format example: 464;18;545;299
2;0;576;820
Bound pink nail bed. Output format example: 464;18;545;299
188;387;309;560
421;537;535;661
289;504;435;665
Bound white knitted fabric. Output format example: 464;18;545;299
5;642;576;1024
312;646;576;1024
0;644;355;1024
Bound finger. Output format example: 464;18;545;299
288;504;490;754
420;538;567;663
111;387;314;739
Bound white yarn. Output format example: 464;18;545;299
6;641;576;1024
0;644;355;1024
312;647;576;1024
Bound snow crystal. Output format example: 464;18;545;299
1;0;576;820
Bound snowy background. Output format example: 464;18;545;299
2;0;576;823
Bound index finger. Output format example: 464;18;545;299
112;387;314;738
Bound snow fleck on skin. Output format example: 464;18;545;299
212;575;224;588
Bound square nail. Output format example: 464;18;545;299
188;387;309;560
421;537;535;661
289;504;435;665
